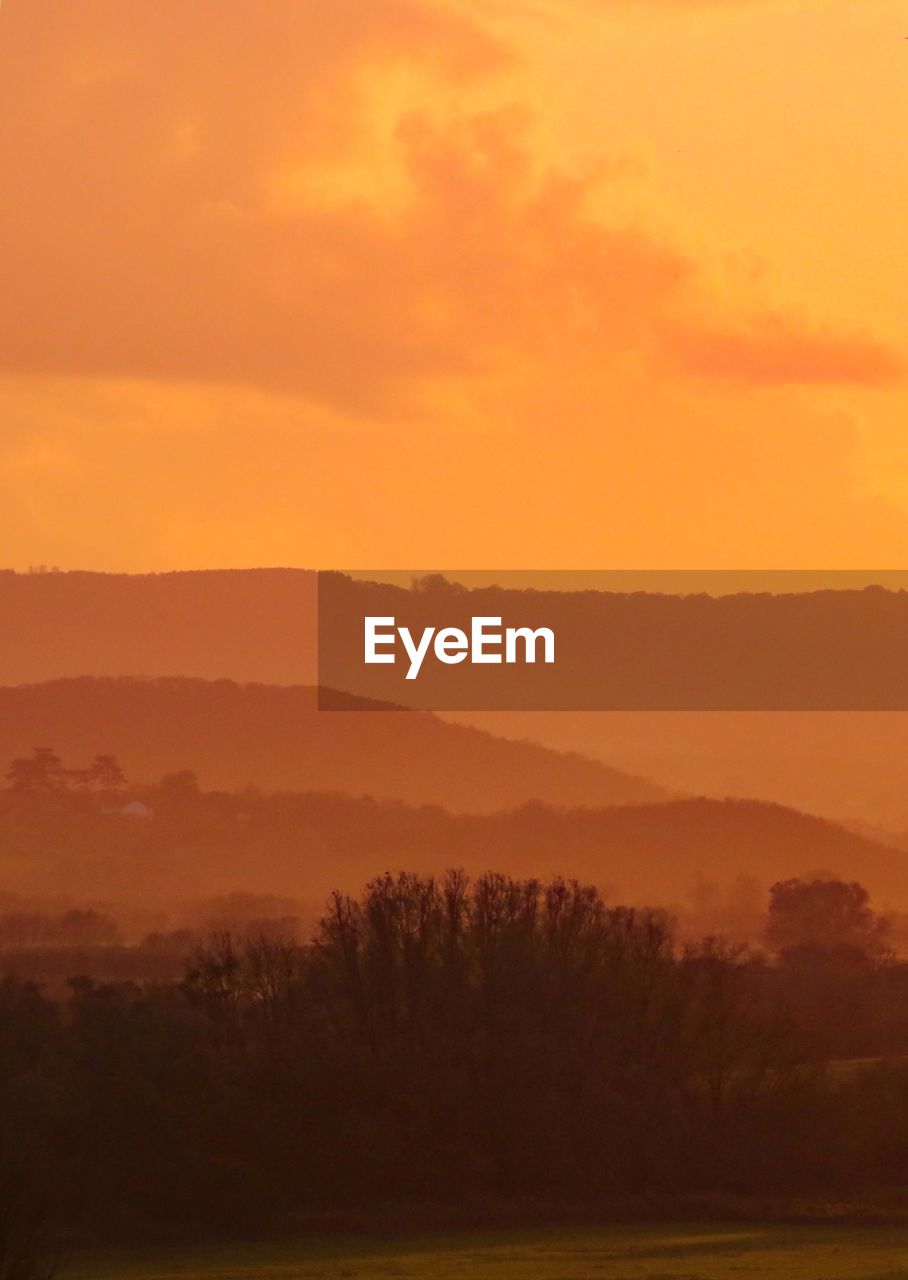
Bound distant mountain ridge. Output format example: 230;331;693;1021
7;569;908;710
1;778;906;915
1;676;905;917
0;677;666;813
0;569;317;685
8;570;908;828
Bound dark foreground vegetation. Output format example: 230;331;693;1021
6;868;908;1277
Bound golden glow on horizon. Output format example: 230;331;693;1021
2;0;908;570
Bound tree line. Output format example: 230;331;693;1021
4;870;908;1275
6;747;126;796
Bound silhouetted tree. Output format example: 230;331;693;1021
766;878;890;958
0;1159;57;1280
0;980;59;1278
7;869;908;1244
157;770;200;804
71;754;126;796
5;749;65;793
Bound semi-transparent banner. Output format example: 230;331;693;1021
317;571;908;710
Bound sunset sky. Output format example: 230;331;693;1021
3;0;908;570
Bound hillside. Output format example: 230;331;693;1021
9;570;908;828
8;568;908;709
1;784;905;919
0;569;318;685
0;677;665;813
453;710;908;831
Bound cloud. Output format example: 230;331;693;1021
0;0;898;412
1;0;906;574
663;313;904;386
0;0;508;406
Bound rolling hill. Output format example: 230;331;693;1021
8;570;908;828
0;676;665;813
1;783;905;919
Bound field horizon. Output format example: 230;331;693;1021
60;1219;908;1280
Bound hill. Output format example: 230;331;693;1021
453;710;908;831
8;568;908;709
1;783;905;919
9;570;908;828
0;677;665;813
0;568;317;685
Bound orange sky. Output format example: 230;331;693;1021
3;0;908;570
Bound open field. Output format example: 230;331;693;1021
62;1223;908;1280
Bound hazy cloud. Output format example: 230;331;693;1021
664;314;904;386
1;0;905;572
0;0;897;409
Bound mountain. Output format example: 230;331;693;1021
1;783;905;919
7;568;908;710
451;710;908;831
317;573;908;710
1;675;904;922
0;677;665;813
9;570;908;828
0;569;317;685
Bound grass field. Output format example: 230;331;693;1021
61;1222;908;1279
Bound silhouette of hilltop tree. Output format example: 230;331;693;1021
5;749;65;793
82;754;126;795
